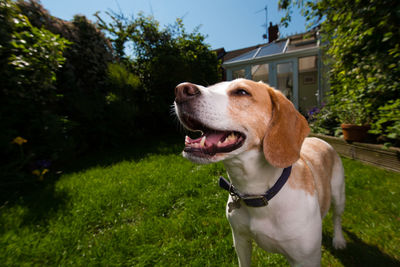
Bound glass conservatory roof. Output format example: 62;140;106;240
224;40;288;64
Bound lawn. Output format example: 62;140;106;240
1;138;399;266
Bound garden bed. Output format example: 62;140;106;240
310;133;400;172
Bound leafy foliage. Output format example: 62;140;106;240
280;0;400;145
17;1;140;149
370;99;400;142
309;106;340;136
103;62;142;139
0;0;69;185
1;0;220;196
96;12;221;130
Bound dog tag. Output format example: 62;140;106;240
228;198;241;213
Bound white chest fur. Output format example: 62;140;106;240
223;149;323;264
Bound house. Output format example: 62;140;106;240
214;44;265;81
221;26;327;116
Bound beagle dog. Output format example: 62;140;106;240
174;79;346;267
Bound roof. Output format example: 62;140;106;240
213;44;265;63
224;40;288;64
223;27;320;66
222;44;264;62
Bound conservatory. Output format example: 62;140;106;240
222;29;327;115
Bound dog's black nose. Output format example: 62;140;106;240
175;82;200;103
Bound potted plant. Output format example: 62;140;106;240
336;101;371;142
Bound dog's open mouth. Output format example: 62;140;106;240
182;117;246;157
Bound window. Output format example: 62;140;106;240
251;64;269;83
298;55;318;114
232;69;245;79
299;56;317;73
277;62;293;101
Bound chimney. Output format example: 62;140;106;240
268;22;279;43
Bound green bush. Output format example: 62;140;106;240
18;1;122;149
370;99;400;145
309;105;340;136
1;1;221;199
97;12;221;132
104;62;143;140
321;0;399;144
0;0;69;168
9;1;220;157
0;0;71;195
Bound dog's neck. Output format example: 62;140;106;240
223;148;284;195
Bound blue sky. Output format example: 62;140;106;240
40;0;307;51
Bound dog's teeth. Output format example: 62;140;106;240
200;136;206;147
225;133;236;143
217;141;222;147
185;136;190;144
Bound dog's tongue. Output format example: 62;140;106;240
184;130;243;156
186;131;227;146
205;131;227;145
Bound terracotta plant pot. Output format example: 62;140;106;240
341;124;370;142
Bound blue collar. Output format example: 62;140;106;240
219;166;292;207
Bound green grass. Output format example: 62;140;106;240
1;139;399;266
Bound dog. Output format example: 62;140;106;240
174;79;346;267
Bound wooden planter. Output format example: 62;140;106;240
309;133;400;172
341;124;370;142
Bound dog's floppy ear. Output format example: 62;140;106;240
263;88;310;168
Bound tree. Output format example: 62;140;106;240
17;0;124;149
96;12;221;131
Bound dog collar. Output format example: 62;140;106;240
219;166;292;207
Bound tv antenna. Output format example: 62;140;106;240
256;5;268;41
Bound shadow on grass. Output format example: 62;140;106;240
58;134;184;175
323;229;399;266
20;183;69;228
0;134;185;227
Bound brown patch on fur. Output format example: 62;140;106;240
289;157;316;196
300;138;336;217
262;86;310;168
226;80;310;168
227;80;273;147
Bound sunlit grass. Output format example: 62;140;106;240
1;140;399;266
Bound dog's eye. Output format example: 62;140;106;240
232;89;251;96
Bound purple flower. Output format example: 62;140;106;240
35;159;51;169
308;107;320;116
